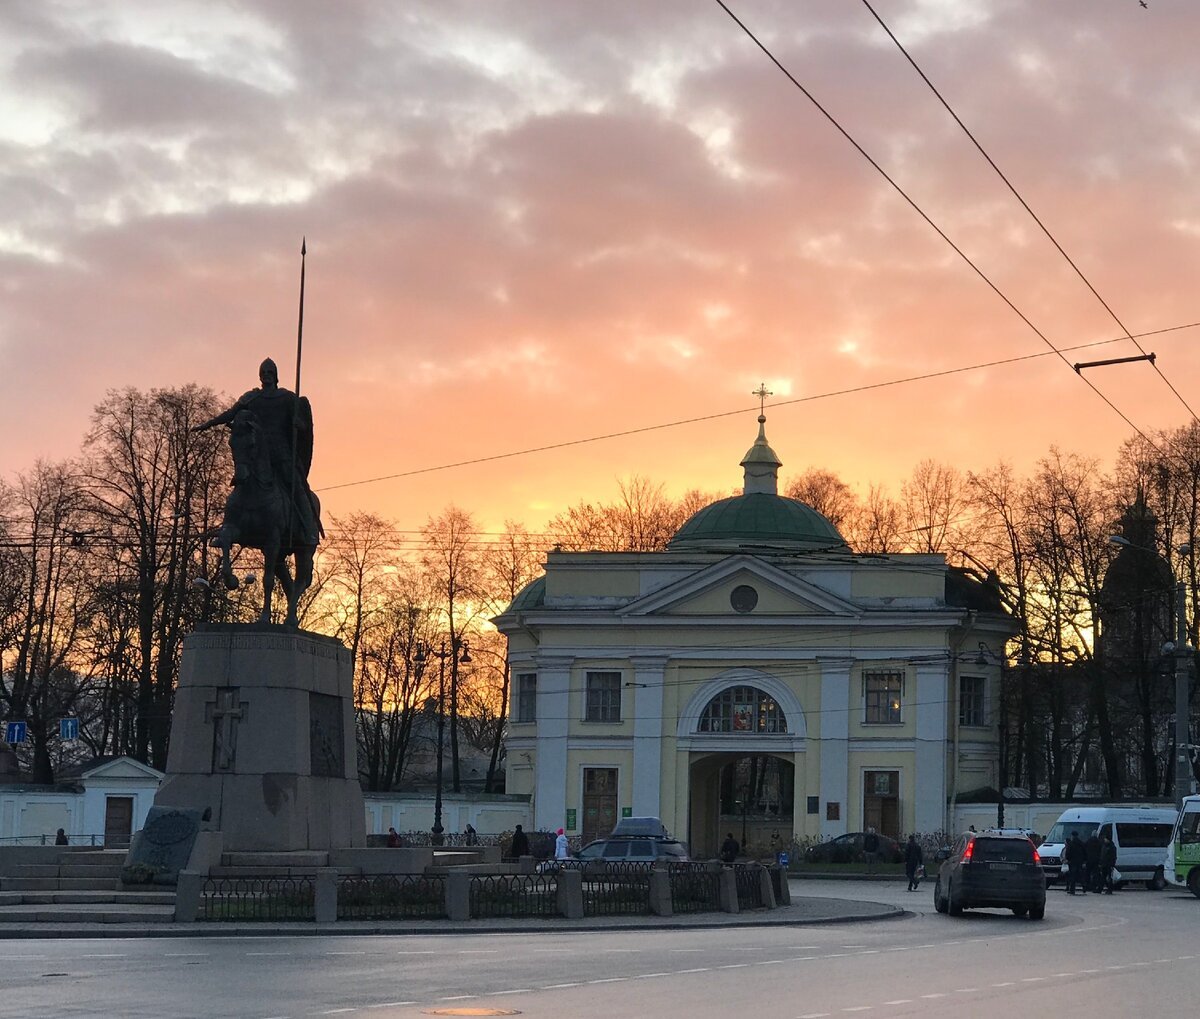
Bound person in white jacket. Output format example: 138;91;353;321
555;828;569;860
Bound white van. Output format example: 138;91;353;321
1037;806;1177;889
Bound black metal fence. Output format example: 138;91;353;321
582;862;652;916
200;875;315;922
734;864;765;909
469;873;558;918
669;863;723;913
337;874;446;921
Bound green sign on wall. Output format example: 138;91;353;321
565;809;577;831
622;806;632;818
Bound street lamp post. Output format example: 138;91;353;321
417;638;471;847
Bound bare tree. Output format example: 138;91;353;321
785;468;860;532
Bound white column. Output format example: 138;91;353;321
630;656;668;817
914;663;948;835
533;655;573;832
818;657;852;840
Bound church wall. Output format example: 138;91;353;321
850;561;945;598
545;569;641;600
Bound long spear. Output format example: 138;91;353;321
288;238;306;550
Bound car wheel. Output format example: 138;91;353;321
934;879;948;914
947;879;964;916
1146;868;1166;891
1011;905;1028;917
1187;868;1200;899
1028;903;1045;920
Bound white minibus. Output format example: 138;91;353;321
1036;806;1177;889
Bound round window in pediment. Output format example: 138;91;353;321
730;584;759;613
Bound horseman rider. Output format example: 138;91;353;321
195;357;321;546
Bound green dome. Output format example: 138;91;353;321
669;492;846;552
507;575;546;612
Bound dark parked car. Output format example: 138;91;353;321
933;831;1046;920
803;832;903;864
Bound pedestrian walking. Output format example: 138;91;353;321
554;827;569;860
510;824;530;859
862;827;881;873
1100;833;1118;894
720;832;740;864
386;826;400;848
904;834;924;891
1064;832;1087;894
464;823;478;845
1084;831;1102;891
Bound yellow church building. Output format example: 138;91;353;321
495;416;1013;858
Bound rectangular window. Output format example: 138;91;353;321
515;673;536;723
585;671;622;722
959;675;986;727
863;671;903;724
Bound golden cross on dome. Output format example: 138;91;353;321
752;383;773;416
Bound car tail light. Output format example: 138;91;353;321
1032;847;1041;864
962;838;975;862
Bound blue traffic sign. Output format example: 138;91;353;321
60;718;79;741
4;721;27;744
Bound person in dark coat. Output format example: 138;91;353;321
386;826;401;848
720;833;740;864
1084;832;1102;891
904;834;924;891
1099;834;1118;894
1064;832;1088;894
54;829;68;846
862;827;881;873
510;824;530;859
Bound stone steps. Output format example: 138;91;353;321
0;902;176;924
0;876;122;892
16;890;175;905
221;851;330;868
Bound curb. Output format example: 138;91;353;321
0;905;908;940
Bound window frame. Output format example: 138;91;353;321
958;674;987;728
863;670;904;725
515;673;537;723
584;670;622;723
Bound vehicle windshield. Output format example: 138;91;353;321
1176;809;1200;844
1044;821;1098;844
972;837;1034;863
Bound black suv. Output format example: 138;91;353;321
933;832;1046;920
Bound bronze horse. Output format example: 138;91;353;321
214;410;319;625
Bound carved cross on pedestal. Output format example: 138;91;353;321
752;382;773;415
205;688;248;772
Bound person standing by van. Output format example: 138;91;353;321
1084;831;1102;891
1100;834;1118;894
1065;832;1087;894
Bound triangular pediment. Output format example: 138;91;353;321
80;757;164;783
617;555;859;618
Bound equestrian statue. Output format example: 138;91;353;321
194;357;323;626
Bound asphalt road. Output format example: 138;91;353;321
1;880;1196;1018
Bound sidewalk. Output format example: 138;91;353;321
0;884;905;939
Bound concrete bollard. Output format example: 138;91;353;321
649;869;673;917
315;868;338;924
719;867;740;913
174;870;203;923
557;867;584;919
759;865;776;909
445;870;471;921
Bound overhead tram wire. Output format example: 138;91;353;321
712;1;1169;459
859;0;1200;425
313;321;1199;496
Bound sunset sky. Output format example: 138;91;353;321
2;0;1198;541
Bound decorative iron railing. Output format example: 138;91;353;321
200;874;315;922
734;864;764;909
668;863;722;913
469;873;558;918
337;874;446;920
582;861;652;916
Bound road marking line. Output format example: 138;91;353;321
633;973;670;979
247;953;290;957
678;968;711;974
954;988;978;993
1021;977;1045;982
718;963;749;969
992;982;1014;987
164;953;208;958
320;1010;356;1015
756;960;785;965
541;983;582;989
458;950;498;954
1053;973;1075;977
326;952;367;956
438;996;477;1001
492;989;531;995
588;977;626;984
1081;969;1101;974
670;948;705;952
366;1004;415;1009
79;954;125;958
884;1001;912;1006
920;993;946;999
797;1013;830;1018
842;1008;873;1013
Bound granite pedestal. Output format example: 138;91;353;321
154;625;366;852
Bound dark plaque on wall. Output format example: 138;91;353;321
309;692;344;777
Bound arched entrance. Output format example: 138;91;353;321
689;752;795;859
